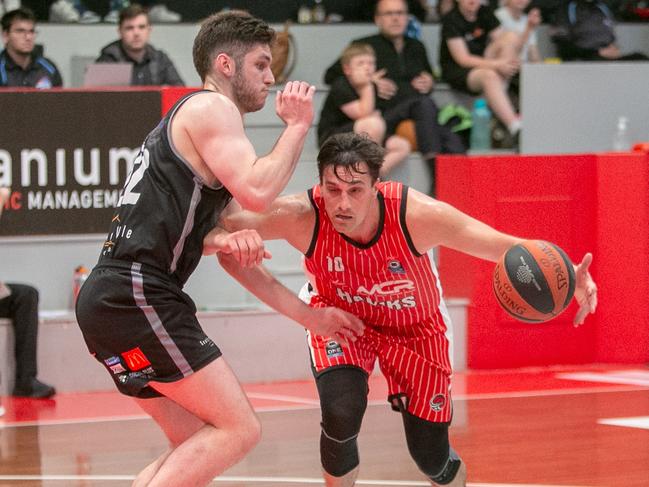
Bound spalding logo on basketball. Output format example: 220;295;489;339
493;240;576;323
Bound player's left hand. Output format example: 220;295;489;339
573;253;597;326
203;228;271;267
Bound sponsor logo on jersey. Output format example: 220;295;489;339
109;363;126;374
121;346;152;371
199;337;215;348
104;356;121;367
335;279;417;310
429;393;446;412
325;340;344;358
387;259;406;274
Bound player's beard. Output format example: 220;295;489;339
232;70;265;113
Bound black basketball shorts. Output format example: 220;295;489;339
75;262;222;398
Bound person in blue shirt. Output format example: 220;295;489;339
0;7;63;88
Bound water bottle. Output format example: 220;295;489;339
469;98;492;152
612;116;630;152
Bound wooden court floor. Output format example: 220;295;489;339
0;364;648;487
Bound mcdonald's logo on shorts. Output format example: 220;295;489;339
121;346;152;371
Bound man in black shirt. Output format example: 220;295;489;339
324;0;465;197
0;7;62;88
96;4;184;86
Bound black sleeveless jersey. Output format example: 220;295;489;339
98;90;232;286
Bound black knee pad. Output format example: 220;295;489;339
402;411;462;485
316;367;368;477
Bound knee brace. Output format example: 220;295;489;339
316;367;368;477
402;411;462;485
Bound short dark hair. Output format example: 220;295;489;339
318;133;384;183
119;4;148;27
192;10;275;82
1;7;36;33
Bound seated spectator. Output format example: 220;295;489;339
495;0;542;63
0;7;62;88
440;0;522;140
318;43;411;177
551;0;649;61
324;0;465;197
0;187;55;399
95;3;184;85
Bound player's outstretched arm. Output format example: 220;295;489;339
186;83;315;212
218;253;364;345
572;253;597;326
405;188;524;261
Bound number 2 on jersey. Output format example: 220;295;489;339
118;148;150;206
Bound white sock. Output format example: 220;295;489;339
508;119;522;135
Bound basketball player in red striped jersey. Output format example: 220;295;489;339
205;132;598;486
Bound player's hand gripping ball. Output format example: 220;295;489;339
493;240;576;323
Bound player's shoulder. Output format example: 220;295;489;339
405;187;446;222
178;90;238;119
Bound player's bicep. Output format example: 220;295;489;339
188;100;258;194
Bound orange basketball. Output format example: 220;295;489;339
493;240;576;323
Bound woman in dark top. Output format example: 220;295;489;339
440;0;522;137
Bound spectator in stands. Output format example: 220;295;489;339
0;7;62;88
318;43;411;177
439;0;522;140
324;0;465;197
495;0;542;63
95;3;184;85
551;0;649;61
0;187;56;399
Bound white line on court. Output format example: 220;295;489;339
0;475;593;486
598;416;649;430
1;384;647;429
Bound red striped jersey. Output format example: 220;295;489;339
303;181;452;338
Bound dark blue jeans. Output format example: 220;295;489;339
0;284;39;386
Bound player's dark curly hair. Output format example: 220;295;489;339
317;132;384;183
193;10;275;82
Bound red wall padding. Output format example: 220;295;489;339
437;153;649;368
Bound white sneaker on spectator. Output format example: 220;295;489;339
103;9;119;23
0;0;22;16
49;0;80;22
147;4;181;23
49;0;100;23
78;9;100;23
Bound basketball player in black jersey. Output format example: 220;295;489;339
75;11;364;487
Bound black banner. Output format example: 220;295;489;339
0;90;161;236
